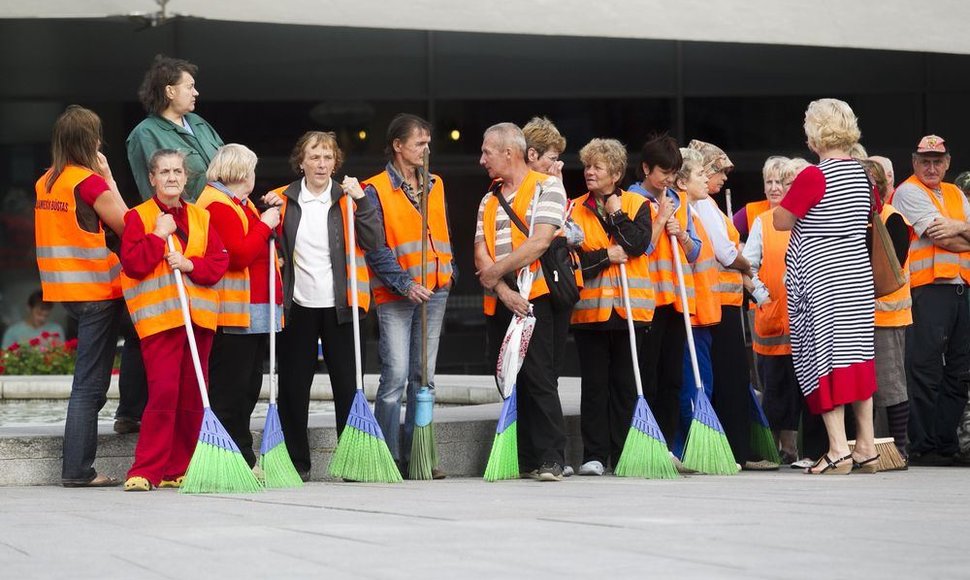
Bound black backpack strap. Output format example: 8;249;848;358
493;182;530;236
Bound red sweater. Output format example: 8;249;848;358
205;197;282;304
121;197;228;286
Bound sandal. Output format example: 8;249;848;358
805;454;853;475
852;454;881;474
123;476;153;492
62;474;121;488
158;476;184;489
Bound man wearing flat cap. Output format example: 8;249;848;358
892;135;970;466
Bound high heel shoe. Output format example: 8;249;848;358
805;454;853;475
852;455;881;474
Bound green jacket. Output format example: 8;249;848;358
126;112;224;203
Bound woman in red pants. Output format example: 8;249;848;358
120;148;228;491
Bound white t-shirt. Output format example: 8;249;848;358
692;197;738;267
293;178;336;308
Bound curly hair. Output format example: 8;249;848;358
578;138;627;182
137;54;199;115
289;131;344;174
523;116;567;156
804;98;861;154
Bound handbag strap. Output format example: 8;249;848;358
494;181;530;236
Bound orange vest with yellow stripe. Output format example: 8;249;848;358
646;190;694;313
903;176;970;287
746;199;771;234
120;201;220;339
686;202;722;327
34;165;122;302
570;191;654;325
364;170;453;305
273;185;371;313
715;213;744;308
875;203;914;327
752;208;791;356
196;185;252;328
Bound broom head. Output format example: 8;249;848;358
328;390;403;482
484;386;519;481
682;389;739;475
259;403;303;488
180;408;264;494
409;386;438;480
848;437;907;472
748;385;781;462
614;395;679;479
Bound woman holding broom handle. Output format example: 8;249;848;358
120;149;228;491
266;131;382;482
773;99;878;474
570;138;653;476
196;144;282;472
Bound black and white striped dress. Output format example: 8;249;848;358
783;158;876;413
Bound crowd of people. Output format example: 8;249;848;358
33;54;970;490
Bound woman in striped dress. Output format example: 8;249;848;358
773;99;879;475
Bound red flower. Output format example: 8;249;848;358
41;331;51;339
8;343;19;352
29;337;41;347
52;332;61;337
64;338;78;352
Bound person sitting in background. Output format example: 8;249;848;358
2;290;65;349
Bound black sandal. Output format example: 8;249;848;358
805;454;853;475
852;454;881;474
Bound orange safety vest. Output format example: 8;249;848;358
875;203;914;327
646;190;694;313
34;165;122;302
481;171;555;315
714;213;744;308
363;170;453;305
570;191;654;324
273;185;371;313
196;185;251;328
752;208;791;356
746;199;771;234
686;202;722;327
120;201;220;339
903;176;970;287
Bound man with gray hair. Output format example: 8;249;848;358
475;122;571;481
891;135;970;466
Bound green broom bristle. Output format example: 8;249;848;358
260;442;304;489
328;425;403;483
408;423;438;480
483;421;519;481
614;426;679;479
180;442;264;494
750;424;782;464
682;420;740;475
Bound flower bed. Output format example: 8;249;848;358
1;332;77;375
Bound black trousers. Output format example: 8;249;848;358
486;297;569;469
209;330;267;468
906;284;970;456
116;312;147;422
574;326;642;467
761;354;801;431
709;306;752;463
640;304;685;448
277;304;361;473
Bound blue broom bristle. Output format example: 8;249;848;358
749;384;771;428
260;403;286;455
495;389;517;434
692;388;727;434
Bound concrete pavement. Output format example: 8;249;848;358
1;466;968;579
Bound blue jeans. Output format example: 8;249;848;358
61;299;123;483
674;326;713;459
374;288;449;462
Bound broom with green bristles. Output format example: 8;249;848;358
672;228;739;475
259;237;303;488
749;384;782;464
613;263;679;479
168;236;262;495
327;182;402;483
409;149;439;480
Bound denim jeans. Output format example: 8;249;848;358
374;288;449;462
115;311;147;422
61;299;123;483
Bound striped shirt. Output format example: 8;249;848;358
474;174;567;262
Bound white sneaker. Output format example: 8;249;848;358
562;465;574;477
578;460;605;476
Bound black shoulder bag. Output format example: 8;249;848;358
493;184;580;310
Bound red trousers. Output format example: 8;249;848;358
127;325;213;485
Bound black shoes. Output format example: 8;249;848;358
537;462;564;482
113;417;140;434
908;452;954;467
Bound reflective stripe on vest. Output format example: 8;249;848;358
875;203;914;327
570;191;654;324
716;213;744;307
364;171;453;305
645;190;693;312
196;185;252;327
34;165;122;302
903;176;970;287
120;201;220;338
752;208;792;355
273;186;371;313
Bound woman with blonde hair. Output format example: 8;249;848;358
774;99;878;474
196;144;283;470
